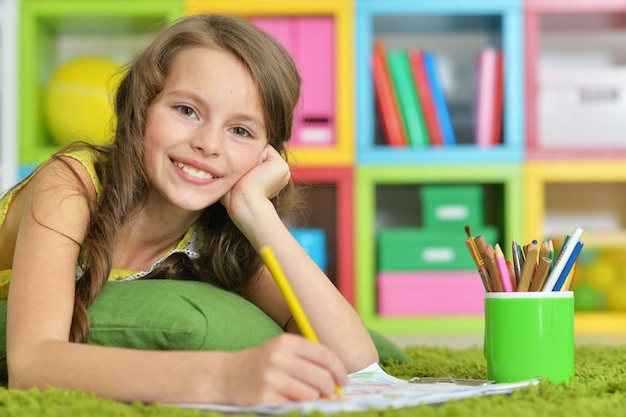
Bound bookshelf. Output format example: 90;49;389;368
0;0;18;192
2;0;626;337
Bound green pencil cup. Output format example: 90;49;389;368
484;291;575;384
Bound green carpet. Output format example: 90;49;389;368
0;344;624;416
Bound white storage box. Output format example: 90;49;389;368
538;67;626;149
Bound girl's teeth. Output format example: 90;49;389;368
176;162;214;180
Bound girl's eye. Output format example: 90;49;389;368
176;105;197;118
231;126;252;137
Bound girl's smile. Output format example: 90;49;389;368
172;158;220;183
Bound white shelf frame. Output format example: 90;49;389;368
0;0;18;193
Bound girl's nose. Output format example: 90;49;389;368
190;125;222;156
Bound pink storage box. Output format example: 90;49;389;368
252;17;335;146
377;272;484;316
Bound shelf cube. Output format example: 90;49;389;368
356;164;522;333
525;1;626;159
19;0;181;167
291;166;355;304
356;0;524;165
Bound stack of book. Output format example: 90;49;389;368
372;40;503;148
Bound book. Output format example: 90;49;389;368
372;40;408;147
387;48;429;146
408;48;444;146
422;52;456;145
178;362;536;415
475;47;503;146
493;50;504;144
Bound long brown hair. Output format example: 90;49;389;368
68;14;302;343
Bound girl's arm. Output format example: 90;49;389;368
7;158;347;404
222;146;379;372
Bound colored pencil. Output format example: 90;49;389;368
259;246;342;396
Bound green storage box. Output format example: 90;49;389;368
378;226;498;271
420;185;484;229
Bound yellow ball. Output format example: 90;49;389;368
45;56;123;146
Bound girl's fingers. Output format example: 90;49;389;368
266;335;347;399
234;335;347;404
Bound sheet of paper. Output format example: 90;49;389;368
176;362;536;415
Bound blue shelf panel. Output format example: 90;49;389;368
356;0;524;164
358;143;523;165
357;0;521;15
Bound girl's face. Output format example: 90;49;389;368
143;46;267;214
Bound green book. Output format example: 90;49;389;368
387;49;429;146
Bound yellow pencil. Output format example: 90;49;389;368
259;246;342;396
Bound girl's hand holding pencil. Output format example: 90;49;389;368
464;225;585;292
259;246;345;398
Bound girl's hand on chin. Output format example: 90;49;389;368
254;145;291;200
221;145;290;220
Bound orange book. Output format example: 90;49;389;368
372;40;408;147
408;48;443;146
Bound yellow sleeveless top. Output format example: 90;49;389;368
0;149;199;298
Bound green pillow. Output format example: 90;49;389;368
0;279;407;382
369;328;409;363
88;280;284;351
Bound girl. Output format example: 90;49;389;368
0;14;377;405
